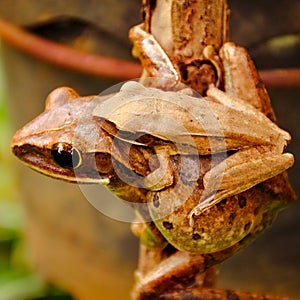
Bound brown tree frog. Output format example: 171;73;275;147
11;34;296;300
12;79;294;254
10;9;297;299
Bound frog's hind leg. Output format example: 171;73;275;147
219;42;276;120
189;147;294;219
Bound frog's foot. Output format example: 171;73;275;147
189;147;294;225
143;148;174;191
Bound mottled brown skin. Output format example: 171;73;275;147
147;156;292;254
131;157;294;299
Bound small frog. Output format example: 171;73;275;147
12;78;294;255
11;22;295;300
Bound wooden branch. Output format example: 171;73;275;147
260;68;300;89
147;0;229;57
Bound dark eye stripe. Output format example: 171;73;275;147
51;143;81;169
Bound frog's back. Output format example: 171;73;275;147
93;82;286;155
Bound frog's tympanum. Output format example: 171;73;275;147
12;22;295;300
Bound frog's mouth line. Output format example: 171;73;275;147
12;145;110;185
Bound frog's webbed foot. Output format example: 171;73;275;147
143;147;174;191
189;147;294;224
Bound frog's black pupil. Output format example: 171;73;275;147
51;143;80;169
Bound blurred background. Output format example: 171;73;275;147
0;1;299;299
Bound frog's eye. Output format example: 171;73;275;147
51;143;81;169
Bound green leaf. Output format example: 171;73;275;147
0;273;46;300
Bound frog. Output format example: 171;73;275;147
11;22;295;300
92;24;294;250
12;59;294;253
12;35;294;250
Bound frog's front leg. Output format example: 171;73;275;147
190;146;294;220
144;147;174;191
129;24;179;83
